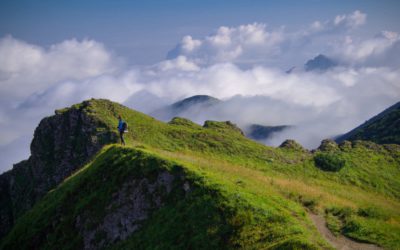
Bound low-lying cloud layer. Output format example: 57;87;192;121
1;10;399;172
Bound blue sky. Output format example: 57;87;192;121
1;0;399;64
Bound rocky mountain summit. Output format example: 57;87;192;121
305;54;338;72
0;100;117;238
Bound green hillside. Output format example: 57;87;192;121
1;145;331;249
336;101;400;145
1;99;400;249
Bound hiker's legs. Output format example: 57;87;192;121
119;131;125;145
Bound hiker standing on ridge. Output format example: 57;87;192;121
117;115;127;145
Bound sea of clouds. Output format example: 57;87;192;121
1;10;399;172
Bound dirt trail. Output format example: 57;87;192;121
308;213;383;250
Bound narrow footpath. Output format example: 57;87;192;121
308;213;383;250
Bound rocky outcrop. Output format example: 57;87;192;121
203;120;245;136
318;139;339;152
0;101;118;239
76;171;179;250
279;139;307;152
168;117;202;128
338;140;352;151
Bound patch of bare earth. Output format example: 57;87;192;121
308;213;383;250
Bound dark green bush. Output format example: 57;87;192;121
358;206;389;220
326;206;353;219
314;153;345;172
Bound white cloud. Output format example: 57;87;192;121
180;35;202;52
156;56;200;71
334;10;367;28
167;22;284;65
0;36;124;172
0;36;119;105
310;21;324;32
334;30;400;67
167;10;368;68
207;26;233;46
146;65;399;149
1;10;399;173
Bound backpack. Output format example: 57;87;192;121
122;121;128;132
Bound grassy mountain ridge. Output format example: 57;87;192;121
1;145;331;249
336;101;400;145
1;99;400;249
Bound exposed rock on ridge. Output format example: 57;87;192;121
0;100;118;239
77;171;178;250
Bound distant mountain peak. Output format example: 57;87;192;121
151;95;221;121
172;95;220;109
245;124;291;141
304;54;338;72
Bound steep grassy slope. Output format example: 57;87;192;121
1;145;330;250
336;101;400;145
1;99;400;249
152;142;400;249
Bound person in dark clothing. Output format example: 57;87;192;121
117;115;126;145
